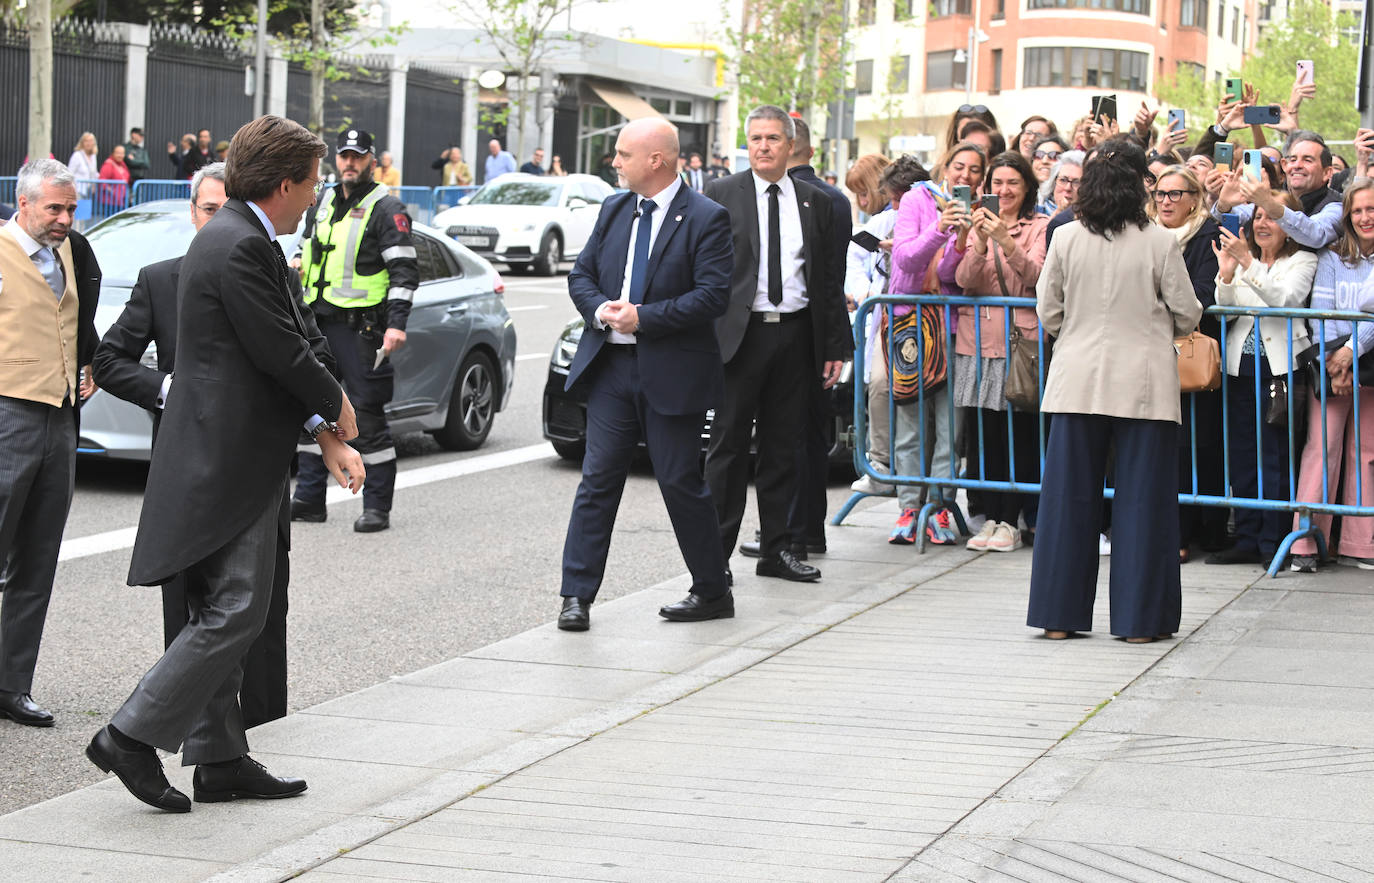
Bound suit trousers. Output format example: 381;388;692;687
112;478;283;765
0;396;75;694
786;376;830;546
707;316;810;559
1027;414;1181;638
159;532;289;730
561;346;726;601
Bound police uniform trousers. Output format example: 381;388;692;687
0;397;75;695
294;317;397;513
1027;413;1181;639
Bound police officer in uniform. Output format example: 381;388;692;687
291;128;418;532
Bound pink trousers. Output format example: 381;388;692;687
1292;388;1374;558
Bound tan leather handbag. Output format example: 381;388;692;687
1176;331;1221;393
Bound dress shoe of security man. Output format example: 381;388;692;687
86;726;191;812
558;597;590;631
0;691;54;727
192;754;307;802
290;499;327;523
756;549;821;582
658;590;735;622
739;540;826;560
354;509;390;533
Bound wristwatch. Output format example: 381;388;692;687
310;420;339;440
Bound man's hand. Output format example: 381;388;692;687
382;327;407;353
1289;80;1316;111
821;360;844;390
317;431;365;494
1215;167;1246;212
1132;101;1159;140
79;365;97;401
336;391;359;441
601;300;640;334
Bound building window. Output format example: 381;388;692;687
857;0;877;25
1231;7;1240;42
930;0;972;17
1217;0;1226;35
674;99;693;117
855;59;874;95
1180;0;1207;28
926;49;968;91
1024;46;1149;91
648;97;671;113
1177;60;1205;78
890;55;911;93
993;0;1006;18
990;48;1003;94
1027;0;1150;13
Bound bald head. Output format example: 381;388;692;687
613;117;681;196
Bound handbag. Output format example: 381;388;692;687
1302;333;1374;397
1175;331;1222;393
993;244;1043;412
881;246;948;403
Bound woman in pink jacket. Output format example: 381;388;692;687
885;141;987;545
953;151;1049;553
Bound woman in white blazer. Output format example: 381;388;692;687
1208;191;1317;567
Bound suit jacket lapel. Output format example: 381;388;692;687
225;200;310;336
795;180;815;289
641;186;691;295
739;173;759;269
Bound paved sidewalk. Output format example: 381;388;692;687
2;499;1371;881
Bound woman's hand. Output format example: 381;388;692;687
977;208;1013;250
937;200;969;234
1217;225;1252;275
1328;347;1355;394
1212;235;1239;284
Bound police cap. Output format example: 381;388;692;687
337;128;374;156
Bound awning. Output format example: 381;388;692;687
587;79;662;121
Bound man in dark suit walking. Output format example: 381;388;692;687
703;105;851;583
92;162;331;729
557;117;734;631
87;116;364;813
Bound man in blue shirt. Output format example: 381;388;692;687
484;139;517;183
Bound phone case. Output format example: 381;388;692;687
1225;78;1243;102
1297;61;1314;86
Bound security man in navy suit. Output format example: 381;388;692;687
557;117;735;631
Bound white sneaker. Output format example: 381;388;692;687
850;473;895;496
1099;533;1112;556
966;519;999;551
987;521;1023;552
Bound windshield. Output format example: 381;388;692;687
468;181;561;207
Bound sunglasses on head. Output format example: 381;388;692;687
958;104;990;115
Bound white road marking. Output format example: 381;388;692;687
504;305;549;313
515;353;549;361
58;442;558;564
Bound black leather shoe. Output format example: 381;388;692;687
557;596;590;631
290;499;326;523
739;541;762;558
0;691;54;727
798;539;826;555
756;549;821;582
86;726;190;812
659;590;735;622
193;755;306;803
353;509;390;532
725;568;733;587
1205;546;1262;565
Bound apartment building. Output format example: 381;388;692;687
849;0;1254;160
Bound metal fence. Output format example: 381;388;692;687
841;293;1374;578
131;179;192;204
395;185;435;225
433;185;479;213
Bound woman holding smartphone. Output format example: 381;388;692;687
953;151;1049;552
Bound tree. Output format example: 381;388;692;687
64;0;362;33
444;0;593;161
729;0;847;132
27;0;54;162
877;54;909;152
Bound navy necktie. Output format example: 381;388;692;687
627;198;656;305
767;183;783;306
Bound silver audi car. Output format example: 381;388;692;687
78;199;517;461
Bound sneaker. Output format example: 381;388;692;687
965;513;988;536
986;521;1023;552
889;508;918;545
1339;556;1374;570
1290;555;1318;573
925;508;958;545
966;519;998;551
851;473;896;496
1099;533;1112;556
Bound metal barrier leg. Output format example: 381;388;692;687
915;501;937;554
1269;510;1324;577
830;492;868;526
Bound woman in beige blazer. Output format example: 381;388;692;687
1027;137;1202;643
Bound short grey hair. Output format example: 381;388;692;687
17;159;75;201
744;105;795;142
191;161;226;203
1040;150;1085;204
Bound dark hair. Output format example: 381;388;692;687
958;119;1007;160
1284;129;1332;168
1075;135;1150;237
1032;134;1070;156
1019;115;1058;138
879;154;930;198
939;141;989;182
1147;149;1183;167
224;115;326;202
984;151;1038;220
944;104;998;148
198;128;211;138
130;127;143;136
1245;190;1303;261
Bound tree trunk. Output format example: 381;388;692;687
28;0;53;163
310;0;325;132
511;73;527;162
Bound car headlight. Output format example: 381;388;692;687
551;336;578;370
508;223;537;234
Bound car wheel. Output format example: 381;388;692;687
433;351;497;451
551;440;585;461
533;231;562;276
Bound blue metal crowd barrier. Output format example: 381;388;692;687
131;179;191;204
432;185;479;213
395;185;434;225
840;293;1374;578
0;176;15;206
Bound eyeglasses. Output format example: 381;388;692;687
958;104;989;115
1033;149;1062;161
1152;189;1197;203
194;201;222;216
1056;176;1081;189
303;177;325;196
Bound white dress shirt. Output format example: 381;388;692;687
751;171;807;314
3;217;60;279
595;177;682;344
